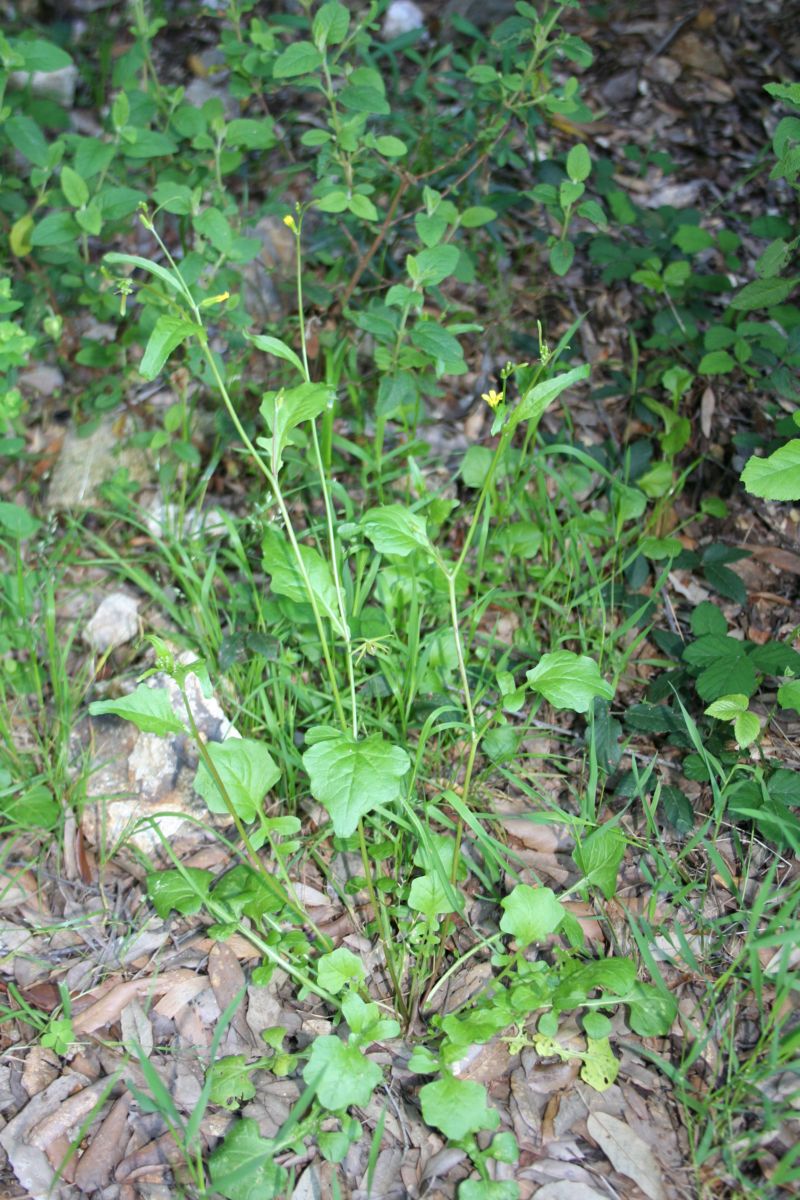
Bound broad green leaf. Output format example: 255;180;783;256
730;276;799;310
698;349;735;375
500;884;565;946
741;439;800;501
194;206;232;254
459;445;493;490
374;135;407;157
549;240;575;276
316;947;366;995
207;1056;257;1109
420;1075;499;1140
639;536;682;560
211;866;283;921
626;982;677;1037
408;873;455;918
194;738;280;823
460;205;497;228
209;1118;287;1200
361;505;432;559
695;656;757;702
139;315;201;380
248;334;305;378
13;37;73;71
691;602;727;637
89;684;187;736
225;118;275;150
60;165;89;208
302;1036;382;1110
704;694;749;720
259;381;333;470
509;364;590;433
341;993;400;1042
348;193;378;221
410;321;464;367
261;526;343;633
312;1;350;49
316;190;349;213
573;825;625;900
460;1182;519;1200
734;710;761;748
29;211;79;247
302;732;410;837
0;501;41;539
407;245;459;287
5;115;49;167
566;142;591;182
147;868;213;918
526;651;614;713
778;679;800;715
552;958;636;1010
273;41;323;77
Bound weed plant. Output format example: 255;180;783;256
1;3;799;1197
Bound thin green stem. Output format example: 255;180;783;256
358;819;407;1019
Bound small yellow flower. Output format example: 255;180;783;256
482;388;502;409
283;213;298;233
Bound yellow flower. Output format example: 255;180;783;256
283;213;298;233
481;388;502;409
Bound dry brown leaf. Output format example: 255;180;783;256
153;972;208;1019
74;969;206;1032
28;1078;110;1149
0;1073;90;1198
586;1112;666;1200
120;996;154;1059
533;1185;608;1199
73;1093;131;1192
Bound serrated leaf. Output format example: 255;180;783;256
500;884;566;946
730;276;799;310
704;694;749;720
526;651;614;713
147;868;213;917
361;504;432;558
690;602;727;637
302;1036;382;1110
302;732;409;837
741;440;800;502
312;0;350;48
420;1075;499;1140
698;349;735;375
194;737;280;823
734;710;761;748
139;314;201;380
89;684;187;736
273;40;323;78
695;656;757;702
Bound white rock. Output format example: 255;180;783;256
19;365;64;397
84;592;140;652
9;65;79;108
382;0;426;39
